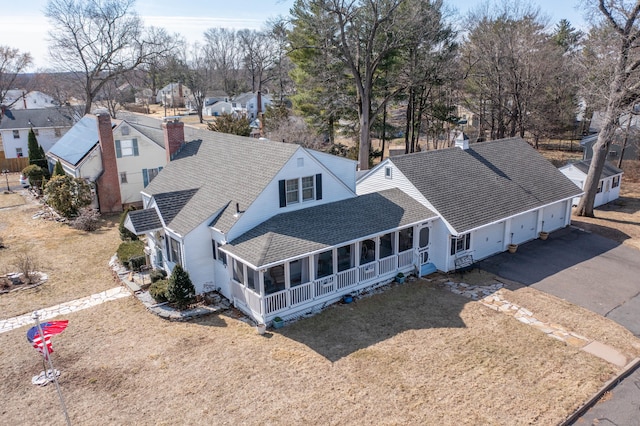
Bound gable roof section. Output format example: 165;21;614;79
47;115;110;166
0;107;75;130
222;188;437;268
389;138;582;234
142;130;300;236
127;122;165;149
126;208;162;234
571;160;623;178
154;189;199;226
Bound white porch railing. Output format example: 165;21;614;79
314;276;335;297
290;281;313;306
265;289;287;314
245;288;262;314
359;262;377;281
336;268;357;290
378;255;397;276
398;250;413;268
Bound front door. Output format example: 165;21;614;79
418;225;430;266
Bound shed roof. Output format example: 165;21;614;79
570;160;623;178
222;188;437;268
126;208;162;234
388;138;582;233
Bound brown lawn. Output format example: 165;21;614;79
0;155;639;425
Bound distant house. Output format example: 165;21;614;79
203;101;234;117
231;92;272;119
46;113;173;212
559;160;623;207
583;111;640;161
0;107;76;159
1;90;57;110
124;131;582;326
156;83;192;108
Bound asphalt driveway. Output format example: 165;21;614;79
478;225;640;334
478;225;640;425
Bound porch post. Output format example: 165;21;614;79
259;269;266;316
284;261;291;308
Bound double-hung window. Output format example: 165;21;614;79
450;233;471;256
167;236;182;265
302;176;315;201
286;179;299;204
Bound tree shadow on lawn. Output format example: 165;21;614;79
277;280;468;362
477;226;625;286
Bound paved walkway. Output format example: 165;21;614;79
0;286;131;334
440;278;629;367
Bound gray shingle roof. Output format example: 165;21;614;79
389;138;583;233
154;189;199;226
143;129;300;236
127;208;162;234
127;122;165;149
222;188;437;268
571;160;623;178
0;107;75;130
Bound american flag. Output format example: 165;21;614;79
26;320;68;358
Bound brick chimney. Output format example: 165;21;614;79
163;119;185;162
95;113;123;213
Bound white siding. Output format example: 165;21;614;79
182;220;217;295
307;149;358;192
1;127;69;159
429;219;450;272
559;164;620;208
77;149;103;180
473;221;506;261
226;147;356;241
113;126;166;205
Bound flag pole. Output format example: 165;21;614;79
33;311;72;426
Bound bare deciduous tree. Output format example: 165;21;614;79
0;46;33;113
45;0;173;114
576;0;640;216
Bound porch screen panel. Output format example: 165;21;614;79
337;244;353;272
360;239;376;264
315;250;333;279
399;227;413;252
264;266;286;294
247;267;259;291
289;258;309;286
379;232;395;258
233;259;245;284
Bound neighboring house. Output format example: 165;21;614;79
580;133;639;162
0;107;75;159
46;113;170;212
125;128;582;326
203;101;235;117
2;90;57;109
559;160;623;207
357;136;583;273
156;83;192;108
231;92;272;119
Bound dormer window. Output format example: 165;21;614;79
286;179;299;204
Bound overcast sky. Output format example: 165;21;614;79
2;0;589;71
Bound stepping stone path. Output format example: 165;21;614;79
440;279;628;367
0;286;131;334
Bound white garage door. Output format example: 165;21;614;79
542;201;567;233
473;222;505;260
510;211;538;245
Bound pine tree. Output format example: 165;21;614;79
166;264;195;309
52;160;65;176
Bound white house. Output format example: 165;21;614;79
0;108;75;159
559;160;623;207
357;137;583;273
46;113;171;212
125;128;583;326
156;83;192;108
231;92;272;119
2;90;57;109
203;101;235;117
